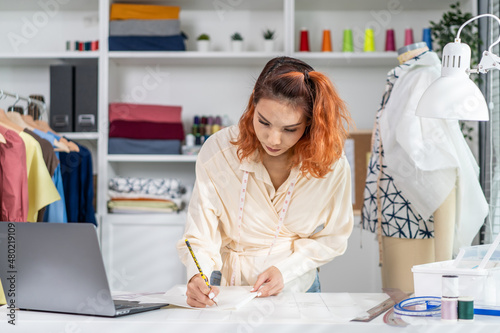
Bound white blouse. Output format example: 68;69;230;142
177;125;354;292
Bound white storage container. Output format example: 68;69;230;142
412;244;500;306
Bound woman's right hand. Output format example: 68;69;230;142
186;274;220;308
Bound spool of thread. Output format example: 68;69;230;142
458;297;474;321
212;124;221;133
185;134;195;147
441;297;458;321
192;124;199;135
422;28;432;51
321;29;332;52
363;28;375;52
442;275;459;297
214;116;222;126
342;29;354;52
404;28;414;46
299;28;310;51
385;29;396;51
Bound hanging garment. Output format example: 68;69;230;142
19;131;60;222
31;129;68;223
23;129;60;222
362;51;488;253
59;144;97;225
0;126;28;222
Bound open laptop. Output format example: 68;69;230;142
0;222;169;317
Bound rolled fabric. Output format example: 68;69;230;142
108;138;181;155
110;4;180;20
108;35;186;51
109;120;185;140
109;103;182;124
109;19;181;36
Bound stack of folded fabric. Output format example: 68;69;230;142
108;176;186;214
109;3;186;51
108;103;185;154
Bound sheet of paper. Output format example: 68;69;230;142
157;285;258;310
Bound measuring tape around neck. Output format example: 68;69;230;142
230;170;298;286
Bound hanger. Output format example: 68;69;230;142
33;119;78;153
397;42;429;65
6;94;34;130
0;124;6;144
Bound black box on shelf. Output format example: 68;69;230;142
74;64;98;132
49;64;74;132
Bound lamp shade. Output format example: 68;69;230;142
416;41;489;121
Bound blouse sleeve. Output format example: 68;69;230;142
274;157;354;284
176;149;225;283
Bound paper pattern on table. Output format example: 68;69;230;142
160;285;258;310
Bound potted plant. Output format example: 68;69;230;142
231;32;244;52
196;33;210;52
263;29;276;52
429;2;481;145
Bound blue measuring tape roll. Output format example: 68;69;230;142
393;297;441;317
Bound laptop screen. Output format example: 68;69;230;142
0;222;117;316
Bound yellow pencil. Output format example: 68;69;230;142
185;239;218;306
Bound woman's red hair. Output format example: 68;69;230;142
232;57;352;178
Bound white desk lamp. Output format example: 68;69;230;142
416;13;500;121
417;14;500;268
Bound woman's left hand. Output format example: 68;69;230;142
252;266;284;297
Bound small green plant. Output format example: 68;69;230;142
231;32;243;41
263;29;275;40
197;33;210;41
429;2;480;66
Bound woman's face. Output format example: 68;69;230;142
253;98;307;158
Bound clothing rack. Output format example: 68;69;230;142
0;89;46;113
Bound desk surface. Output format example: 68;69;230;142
1;293;499;333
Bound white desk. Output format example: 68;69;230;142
1;293;499;333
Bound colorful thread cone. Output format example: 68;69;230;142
404;28;414;46
321;29;332;52
363;28;375;52
385;29;395;51
299;28;310;52
422;28;432;50
342;29;354;52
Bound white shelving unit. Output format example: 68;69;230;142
0;0;474;293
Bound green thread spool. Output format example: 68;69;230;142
343;29;354;52
458;297;474;321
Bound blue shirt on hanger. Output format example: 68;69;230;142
32;129;68;223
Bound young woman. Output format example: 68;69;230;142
177;56;353;307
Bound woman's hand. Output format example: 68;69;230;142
186;274;220;307
252;266;284;297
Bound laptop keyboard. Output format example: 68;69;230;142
114;300;168;310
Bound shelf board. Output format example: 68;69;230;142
59;132;100;140
109;51;399;67
0;52;100;65
107;154;197;162
109;51;286;66
105;211;187;226
292;52;399;67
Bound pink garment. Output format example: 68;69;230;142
109;103;182;124
0;126;28;222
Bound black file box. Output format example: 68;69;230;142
49;65;74;132
74;64;98;132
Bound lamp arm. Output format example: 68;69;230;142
475;50;500;74
456;13;500;53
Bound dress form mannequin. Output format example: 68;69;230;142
380;42;456;292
